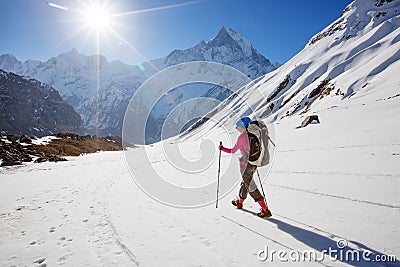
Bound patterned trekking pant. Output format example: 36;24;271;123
239;164;264;202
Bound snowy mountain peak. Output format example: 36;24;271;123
212;26;245;42
209;26;233;44
55;48;110;67
57;48;92;64
0;54;20;70
308;0;399;45
209;27;253;57
162;27;277;79
0;53;18;62
65;48;80;56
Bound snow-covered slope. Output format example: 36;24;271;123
0;27;279;138
0;98;399;266
183;0;400;135
0;0;399;266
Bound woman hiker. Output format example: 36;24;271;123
218;117;272;218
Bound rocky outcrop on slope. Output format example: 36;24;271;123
0;133;123;167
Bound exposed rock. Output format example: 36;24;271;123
308;79;331;98
267;75;292;102
19;135;32;144
301;115;320;128
34;157;47;163
48;155;67;162
375;0;394;7
300;79;336;115
309;19;347;45
6;135;19;142
0;133;124;167
1;160;22;167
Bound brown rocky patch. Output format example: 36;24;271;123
0;133;124;167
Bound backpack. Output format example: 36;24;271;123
246;120;270;166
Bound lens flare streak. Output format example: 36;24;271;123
111;0;200;18
47;2;69;11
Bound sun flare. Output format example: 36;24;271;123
47;0;200;65
84;5;111;30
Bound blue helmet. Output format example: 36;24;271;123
236;117;252;128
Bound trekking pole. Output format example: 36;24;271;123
216;141;222;208
256;169;266;201
268;137;276;147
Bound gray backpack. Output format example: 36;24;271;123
247;120;270;167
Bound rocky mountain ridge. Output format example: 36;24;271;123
0;69;83;137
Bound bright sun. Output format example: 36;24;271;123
84;6;111;30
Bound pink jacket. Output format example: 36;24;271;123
221;134;249;166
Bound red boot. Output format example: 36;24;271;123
231;199;244;209
257;200;272;218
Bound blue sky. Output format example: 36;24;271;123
0;0;353;65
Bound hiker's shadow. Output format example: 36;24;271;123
267;218;399;266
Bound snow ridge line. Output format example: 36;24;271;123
269;183;400;209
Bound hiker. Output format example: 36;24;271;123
218;117;272;218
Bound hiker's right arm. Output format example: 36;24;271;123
221;134;246;154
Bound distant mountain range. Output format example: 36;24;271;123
0;69;83;136
0;27;280;141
